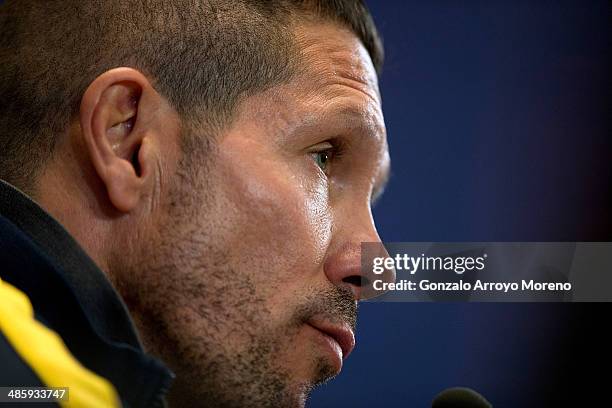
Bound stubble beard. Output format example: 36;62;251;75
111;154;357;407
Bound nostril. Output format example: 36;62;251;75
342;275;371;288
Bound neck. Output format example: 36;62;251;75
36;160;115;275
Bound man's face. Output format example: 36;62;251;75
119;22;390;407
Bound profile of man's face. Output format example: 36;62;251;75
115;21;390;407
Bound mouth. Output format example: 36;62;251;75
306;317;355;360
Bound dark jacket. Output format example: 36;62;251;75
0;180;174;407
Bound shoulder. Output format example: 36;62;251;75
0;279;121;407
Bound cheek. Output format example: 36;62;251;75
216;139;332;290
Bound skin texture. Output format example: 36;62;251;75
36;21;393;407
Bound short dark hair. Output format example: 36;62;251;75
0;0;383;194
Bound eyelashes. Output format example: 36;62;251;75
309;137;347;175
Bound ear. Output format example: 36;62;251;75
79;68;160;213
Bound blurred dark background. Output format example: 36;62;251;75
310;1;610;407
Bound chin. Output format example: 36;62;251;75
312;358;340;387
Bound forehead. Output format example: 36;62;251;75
234;21;386;144
292;20;382;107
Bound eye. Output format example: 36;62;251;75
309;142;335;173
313;150;332;171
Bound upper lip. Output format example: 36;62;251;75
307;317;355;359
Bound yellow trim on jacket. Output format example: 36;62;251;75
0;278;120;407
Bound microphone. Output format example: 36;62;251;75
432;387;492;408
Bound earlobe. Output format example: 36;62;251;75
80;68;154;213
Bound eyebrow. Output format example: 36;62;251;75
371;160;390;206
290;101;389;204
323;105;389;205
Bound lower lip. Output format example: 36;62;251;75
306;324;343;371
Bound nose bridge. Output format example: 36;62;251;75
323;201;395;301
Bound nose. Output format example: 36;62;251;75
323;225;396;301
